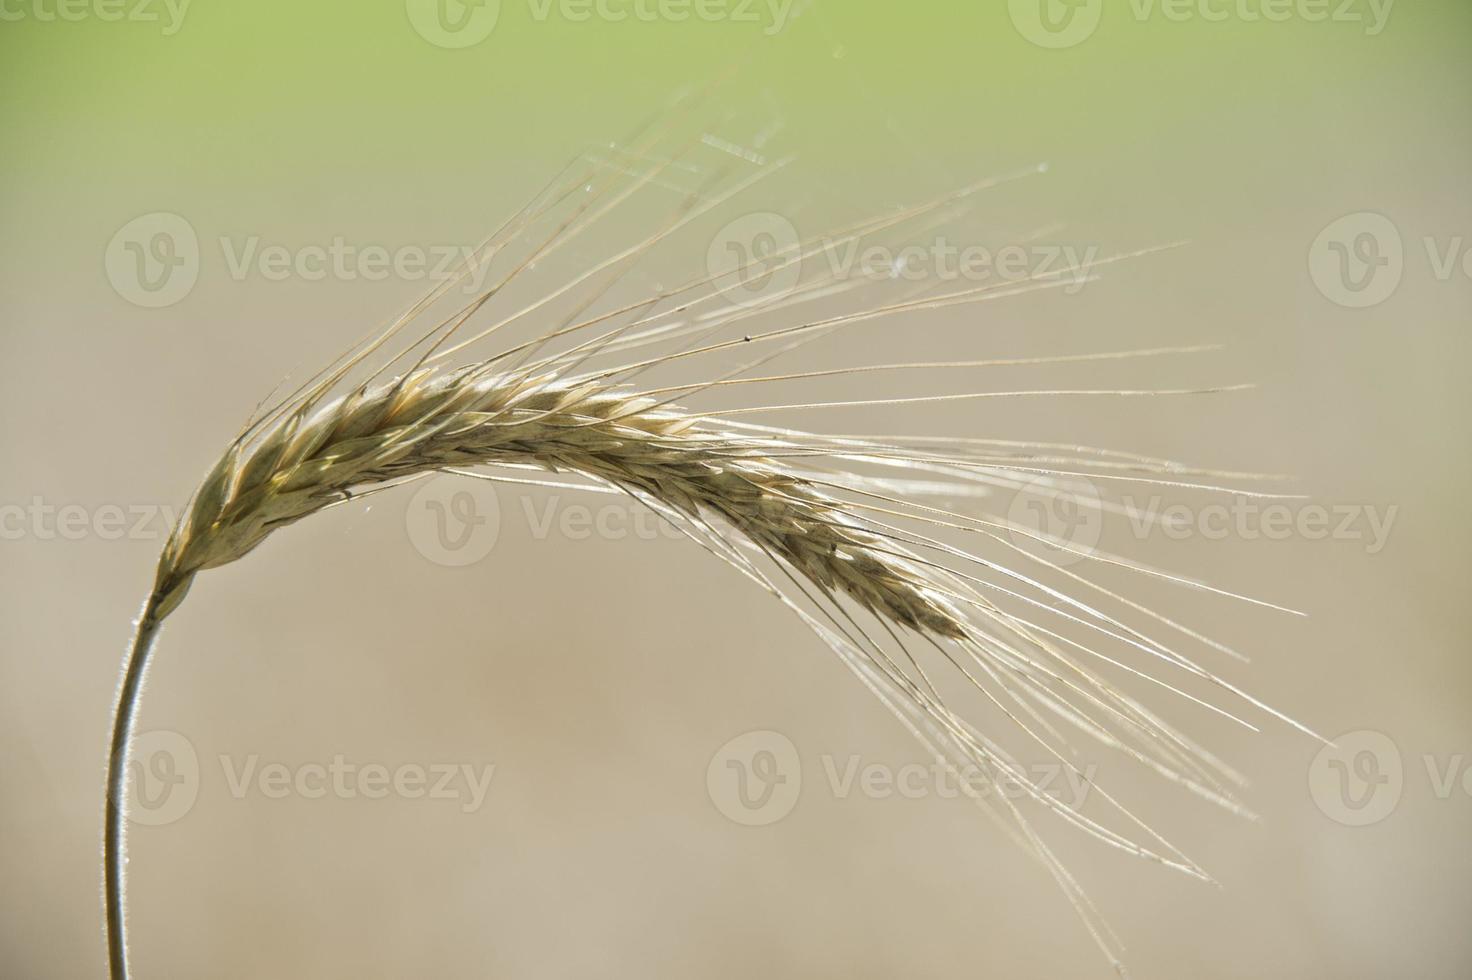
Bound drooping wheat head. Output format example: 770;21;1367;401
106;105;1318;980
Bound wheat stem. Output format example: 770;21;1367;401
105;590;170;980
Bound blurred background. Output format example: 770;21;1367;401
2;2;1468;977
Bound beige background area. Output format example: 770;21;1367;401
2;4;1469;978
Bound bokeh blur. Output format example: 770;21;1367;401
2;2;1469;977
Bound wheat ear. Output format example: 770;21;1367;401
105;124;1314;979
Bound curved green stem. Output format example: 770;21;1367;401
105;593;165;980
